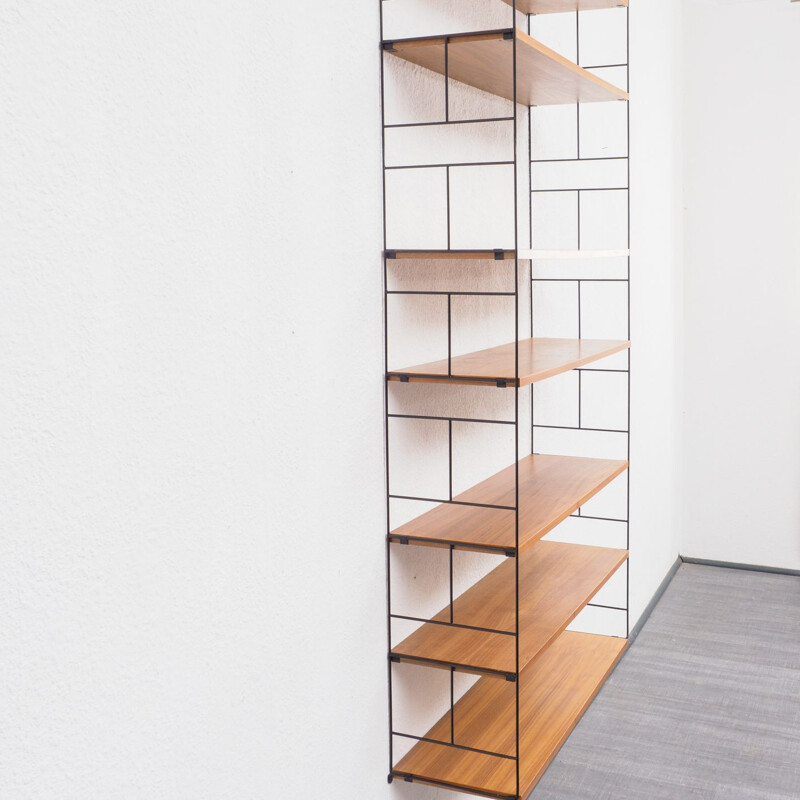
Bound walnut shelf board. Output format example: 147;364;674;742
392;540;627;677
502;0;628;14
385;29;628;107
390;453;628;553
393;630;627;798
388;337;630;387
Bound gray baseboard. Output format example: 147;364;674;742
628;556;681;645
680;555;800;578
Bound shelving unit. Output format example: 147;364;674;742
381;1;631;797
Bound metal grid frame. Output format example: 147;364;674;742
379;3;630;797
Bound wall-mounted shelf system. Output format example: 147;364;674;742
381;0;631;797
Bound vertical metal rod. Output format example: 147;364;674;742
378;0;394;776
576;11;584;538
447;292;452;377
448;418;453;501
576;13;581;160
446;166;451;251
528;10;535;459
450;667;455;744
625;3;632;640
445;38;450;122
511;4;521;797
449;545;455;623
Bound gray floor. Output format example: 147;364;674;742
533;563;800;799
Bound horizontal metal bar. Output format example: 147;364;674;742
388;413;515;426
381;28;512;47
387;534;515;557
388;373;515;386
532;186;629;193
390;771;517;800
569;513;628;524
387;290;515;296
385;116;515;129
386;159;513;171
386;249;515;258
532;277;628;282
389;494;516;511
587;603;627;611
534;424;629;434
531;155;629;164
392;732;516;762
575;368;629;373
581;63;628;70
391;614;516;637
390;652;515;681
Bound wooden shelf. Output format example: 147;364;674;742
392;540;626;677
384;29;628;107
388;337;629;387
502;0;628;15
390;453;627;554
393;630;626;798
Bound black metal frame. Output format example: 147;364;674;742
380;3;630;798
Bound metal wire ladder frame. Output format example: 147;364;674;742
379;3;631;797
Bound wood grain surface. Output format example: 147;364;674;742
393;630;627;797
388;337;630;387
387;30;628;107
392;540;627;676
390;453;628;552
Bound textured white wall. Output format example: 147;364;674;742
0;2;385;798
681;0;800;570
1;1;682;799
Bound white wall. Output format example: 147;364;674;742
626;0;686;622
0;1;682;799
681;0;800;570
